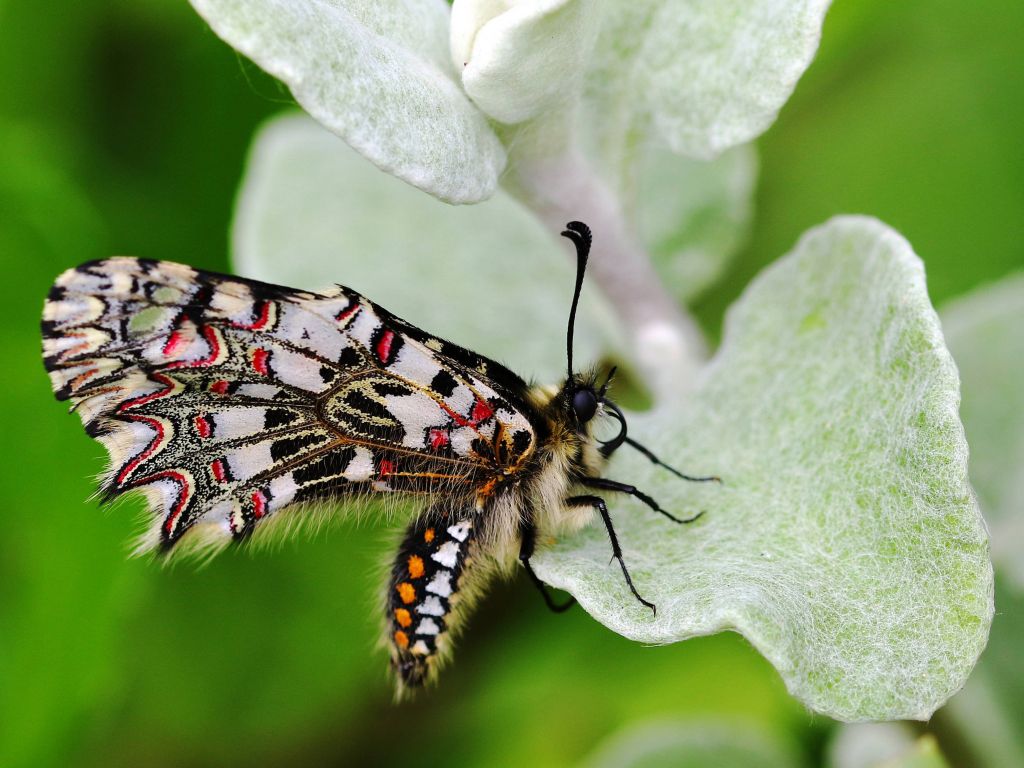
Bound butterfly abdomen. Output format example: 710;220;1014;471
387;505;490;691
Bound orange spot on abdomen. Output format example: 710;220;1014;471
408;555;425;579
396;582;416;604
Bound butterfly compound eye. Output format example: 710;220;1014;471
572;388;599;423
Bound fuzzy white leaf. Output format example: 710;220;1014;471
588;1;831;161
638;142;758;301
188;0;505;203
452;0;600;124
534;216;993;721
828;723;922;768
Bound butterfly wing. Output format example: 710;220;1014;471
42;258;537;553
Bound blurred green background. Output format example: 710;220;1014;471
1;1;1021;766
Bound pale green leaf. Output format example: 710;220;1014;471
587;1;831;161
941;274;1024;590
231;113;621;383
188;0;505;203
453;0;600;124
583;719;802;768
881;737;950;768
534;216;993;721
828;724;951;768
638;142;758;302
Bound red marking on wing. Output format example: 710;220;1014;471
379;459;395;477
115;415;167;485
162;330;189;358
210;458;227;483
194;415;211;439
143;470;191;535
376;330;396;364
230;301;271;330
251;348;270;376
435;399;472;429
166;325;222;370
335;300;359;324
114;372;178;485
429;429;449;450
210;379;230;395
436;395;496;431
471;398;494;424
251;490;267;519
117;372;175;412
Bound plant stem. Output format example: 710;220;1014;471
500;117;706;399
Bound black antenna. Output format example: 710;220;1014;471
560;221;592;382
598;366;617;398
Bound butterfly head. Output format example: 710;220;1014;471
562;367;627;460
559;221;629;455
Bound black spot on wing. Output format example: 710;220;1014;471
511;429;532;456
291;446;357;487
344;390;389;420
264;408;299;430
85;419;111;438
430;370;458;398
269;432;330;462
338;346;361;369
372;380;410;398
319;365;337;384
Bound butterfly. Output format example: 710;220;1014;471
41;221;718;694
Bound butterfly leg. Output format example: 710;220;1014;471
565;494;656;616
518;517;575;613
580;476;704;525
619;437;722;483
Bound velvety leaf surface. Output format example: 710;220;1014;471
189;0;505;203
453;0;600;124
638;143;758;302
828;724;951;768
534;216;993;721
941;274;1024;590
587;1;831;162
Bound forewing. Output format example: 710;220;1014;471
42;258;536;553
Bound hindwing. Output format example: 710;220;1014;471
42;258;538;552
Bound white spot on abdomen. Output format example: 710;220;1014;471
416;596;445;616
431;542;460;569
411;640;430;655
447;521;471;541
425;571;453;598
415;618;440;636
